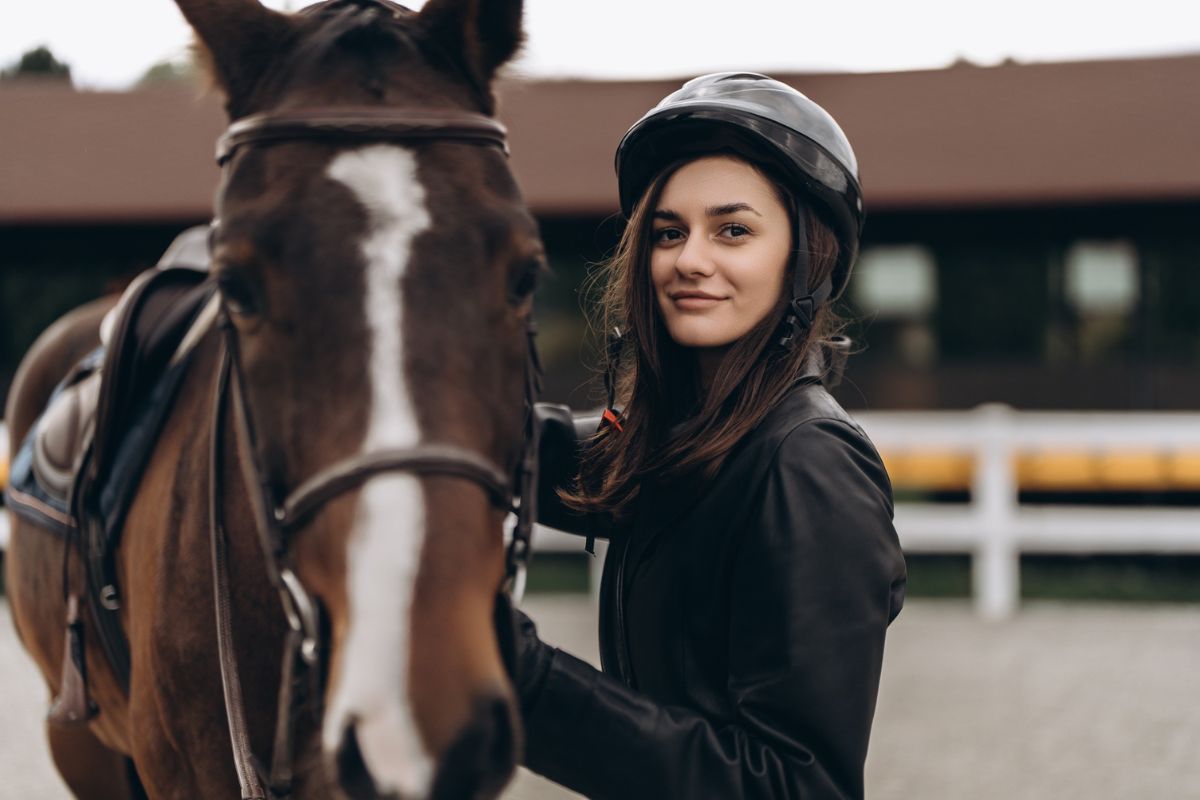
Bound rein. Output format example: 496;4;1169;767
208;105;540;799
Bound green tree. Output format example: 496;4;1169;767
136;58;198;88
1;45;72;84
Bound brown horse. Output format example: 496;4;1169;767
4;0;542;797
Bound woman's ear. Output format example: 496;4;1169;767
417;0;525;91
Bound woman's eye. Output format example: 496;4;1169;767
723;223;751;238
653;228;684;244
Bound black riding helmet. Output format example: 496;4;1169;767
615;72;864;345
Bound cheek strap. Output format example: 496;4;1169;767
601;326;626;433
778;209;833;349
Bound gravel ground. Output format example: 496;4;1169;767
0;598;64;799
2;597;1198;799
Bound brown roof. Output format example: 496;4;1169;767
2;53;1199;223
0;84;227;223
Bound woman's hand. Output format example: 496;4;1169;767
510;607;556;716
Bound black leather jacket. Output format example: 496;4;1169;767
526;375;907;799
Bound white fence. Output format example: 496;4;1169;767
534;405;1200;619
6;411;1200;617
857;404;1200;617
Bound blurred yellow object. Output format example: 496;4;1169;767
1015;451;1096;490
0;451;8;491
1167;452;1200;489
881;450;973;491
880;448;1200;494
877;451;903;481
1096;451;1168;490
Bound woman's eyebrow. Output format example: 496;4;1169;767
706;202;761;217
652;203;762;221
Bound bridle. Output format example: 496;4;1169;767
208;104;542;799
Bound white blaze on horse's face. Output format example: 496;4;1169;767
324;144;435;798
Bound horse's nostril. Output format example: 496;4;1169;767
431;694;519;800
484;695;517;782
336;721;382;800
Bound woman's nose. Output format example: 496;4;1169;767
674;236;716;277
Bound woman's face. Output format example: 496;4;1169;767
650;155;792;351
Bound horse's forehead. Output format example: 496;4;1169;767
324;146;435;280
323;143;530;258
327;146;428;220
220;139;525;300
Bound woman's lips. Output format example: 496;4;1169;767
670;292;724;310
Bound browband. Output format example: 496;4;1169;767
216;106;510;164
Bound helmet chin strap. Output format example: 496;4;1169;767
778;209;832;349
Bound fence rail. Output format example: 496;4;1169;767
6;410;1200;617
534;404;1200;618
859;404;1200;617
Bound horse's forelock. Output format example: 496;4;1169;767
292;1;417;62
188;0;435;117
252;0;494;115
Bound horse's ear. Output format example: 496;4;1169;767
418;0;525;89
174;0;294;116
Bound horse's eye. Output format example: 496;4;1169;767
508;256;545;305
217;271;260;317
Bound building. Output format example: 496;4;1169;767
3;54;1199;410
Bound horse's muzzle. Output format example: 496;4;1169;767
430;693;519;800
335;693;518;800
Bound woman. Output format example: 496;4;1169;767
517;72;907;799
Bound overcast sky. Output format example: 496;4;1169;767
3;0;1200;89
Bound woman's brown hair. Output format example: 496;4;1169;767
561;155;843;520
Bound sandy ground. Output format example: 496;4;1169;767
2;597;1198;799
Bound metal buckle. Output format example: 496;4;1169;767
278;568;320;665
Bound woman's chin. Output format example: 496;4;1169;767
667;328;739;350
667;321;739;350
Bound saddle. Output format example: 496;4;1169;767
5;226;217;720
11;227;214;530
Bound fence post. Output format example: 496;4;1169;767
588;539;607;604
973;403;1019;619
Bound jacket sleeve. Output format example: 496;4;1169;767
534;402;611;540
523;417;907;800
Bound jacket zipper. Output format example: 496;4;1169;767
613;535;634;686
